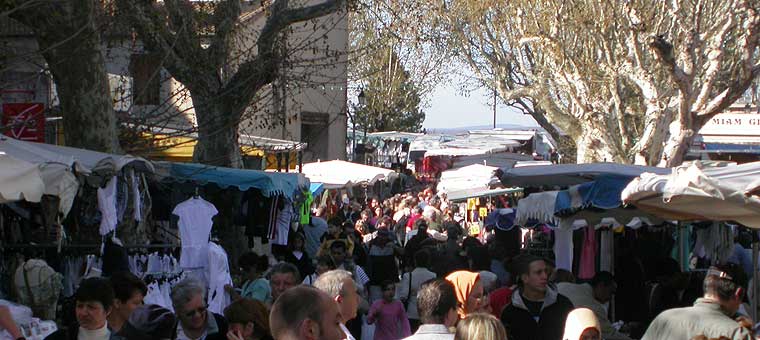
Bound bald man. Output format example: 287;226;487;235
269;286;344;340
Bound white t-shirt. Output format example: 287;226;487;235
173;197;218;269
97;176;118;236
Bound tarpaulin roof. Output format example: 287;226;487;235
446;187;523;202
622;161;760;228
438;164;500;193
0;135;150;216
155;162;304;198
0;153;44;204
310;182;324;196
554;175;634;216
301;160;395;189
499;162;670;188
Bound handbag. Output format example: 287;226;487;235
403;271;413;310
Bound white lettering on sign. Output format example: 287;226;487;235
699;113;760;136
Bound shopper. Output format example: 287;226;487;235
641;265;752;340
224;299;273;340
108;271;147;333
454;313;507;340
226;253;271;303
397;250;437;332
445;271;489;319
368;281;412;340
499;254;573;340
116;304;177;340
313;269;361;340
268;262;300;304
562;308;600;340
45;277;118;340
403;279;458;340
171;278;228;340
269;286;343;340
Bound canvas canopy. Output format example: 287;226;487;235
0;136;152;216
0;153;45;204
622;161;760;228
155;162;305;198
437;164;500;193
300;160;395;189
499;162;670;188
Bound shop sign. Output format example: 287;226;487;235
699;113;760;136
2;103;45;142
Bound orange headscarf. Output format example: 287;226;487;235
445;270;481;319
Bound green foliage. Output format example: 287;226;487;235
354;49;425;133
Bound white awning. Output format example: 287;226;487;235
0;153;44;204
301;160;395;189
622;161;760;228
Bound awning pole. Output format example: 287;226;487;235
752;231;758;322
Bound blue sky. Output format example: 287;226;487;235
423;84;539;129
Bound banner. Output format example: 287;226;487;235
2;103;45;142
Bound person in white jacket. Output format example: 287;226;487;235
397;250;437;332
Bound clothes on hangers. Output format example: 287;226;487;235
98;177;118;236
554;228;574;271
13;259;63;320
271;199;293;246
207;242;232;315
578;225;597;280
173;197;218;270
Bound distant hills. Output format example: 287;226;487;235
426;123;542;135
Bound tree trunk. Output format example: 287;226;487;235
660;122;696;167
575;125;628;164
633;105;674;166
192;97;243;168
11;1;119;153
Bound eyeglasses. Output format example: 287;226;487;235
182;305;207;318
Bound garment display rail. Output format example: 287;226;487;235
1;244;178;250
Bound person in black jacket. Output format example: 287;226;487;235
171;278;228;340
500;254;574;340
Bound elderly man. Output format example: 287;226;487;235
642;265;752;340
171;278;228;340
270;286;344;340
269;262;301;304
314;270;361;340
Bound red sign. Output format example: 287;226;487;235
2;103;45;142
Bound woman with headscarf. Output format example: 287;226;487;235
445;270;490;319
562;308;601;340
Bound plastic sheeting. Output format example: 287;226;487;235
622;161;760;228
554;175;634;216
437;164;499;193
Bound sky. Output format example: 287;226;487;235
423;84;539;129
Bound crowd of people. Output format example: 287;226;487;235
0;188;754;340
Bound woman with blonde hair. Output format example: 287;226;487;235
562;308;601;340
454;313;508;340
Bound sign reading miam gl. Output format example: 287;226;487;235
698;113;760;136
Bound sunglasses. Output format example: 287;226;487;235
183;305;207;318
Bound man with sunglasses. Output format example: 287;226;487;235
641;265;752;340
171;278;228;340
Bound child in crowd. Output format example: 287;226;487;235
367;280;411;340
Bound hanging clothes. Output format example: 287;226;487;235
271;200;293;246
207;242;233;315
299;191;314;225
173;197;218;270
98;176;118;236
599;229;613;273
13;259;63;320
130;170;142;222
144;282;166;308
553;228;574;271
578;225;598;280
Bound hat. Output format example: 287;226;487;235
118;304;177;340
